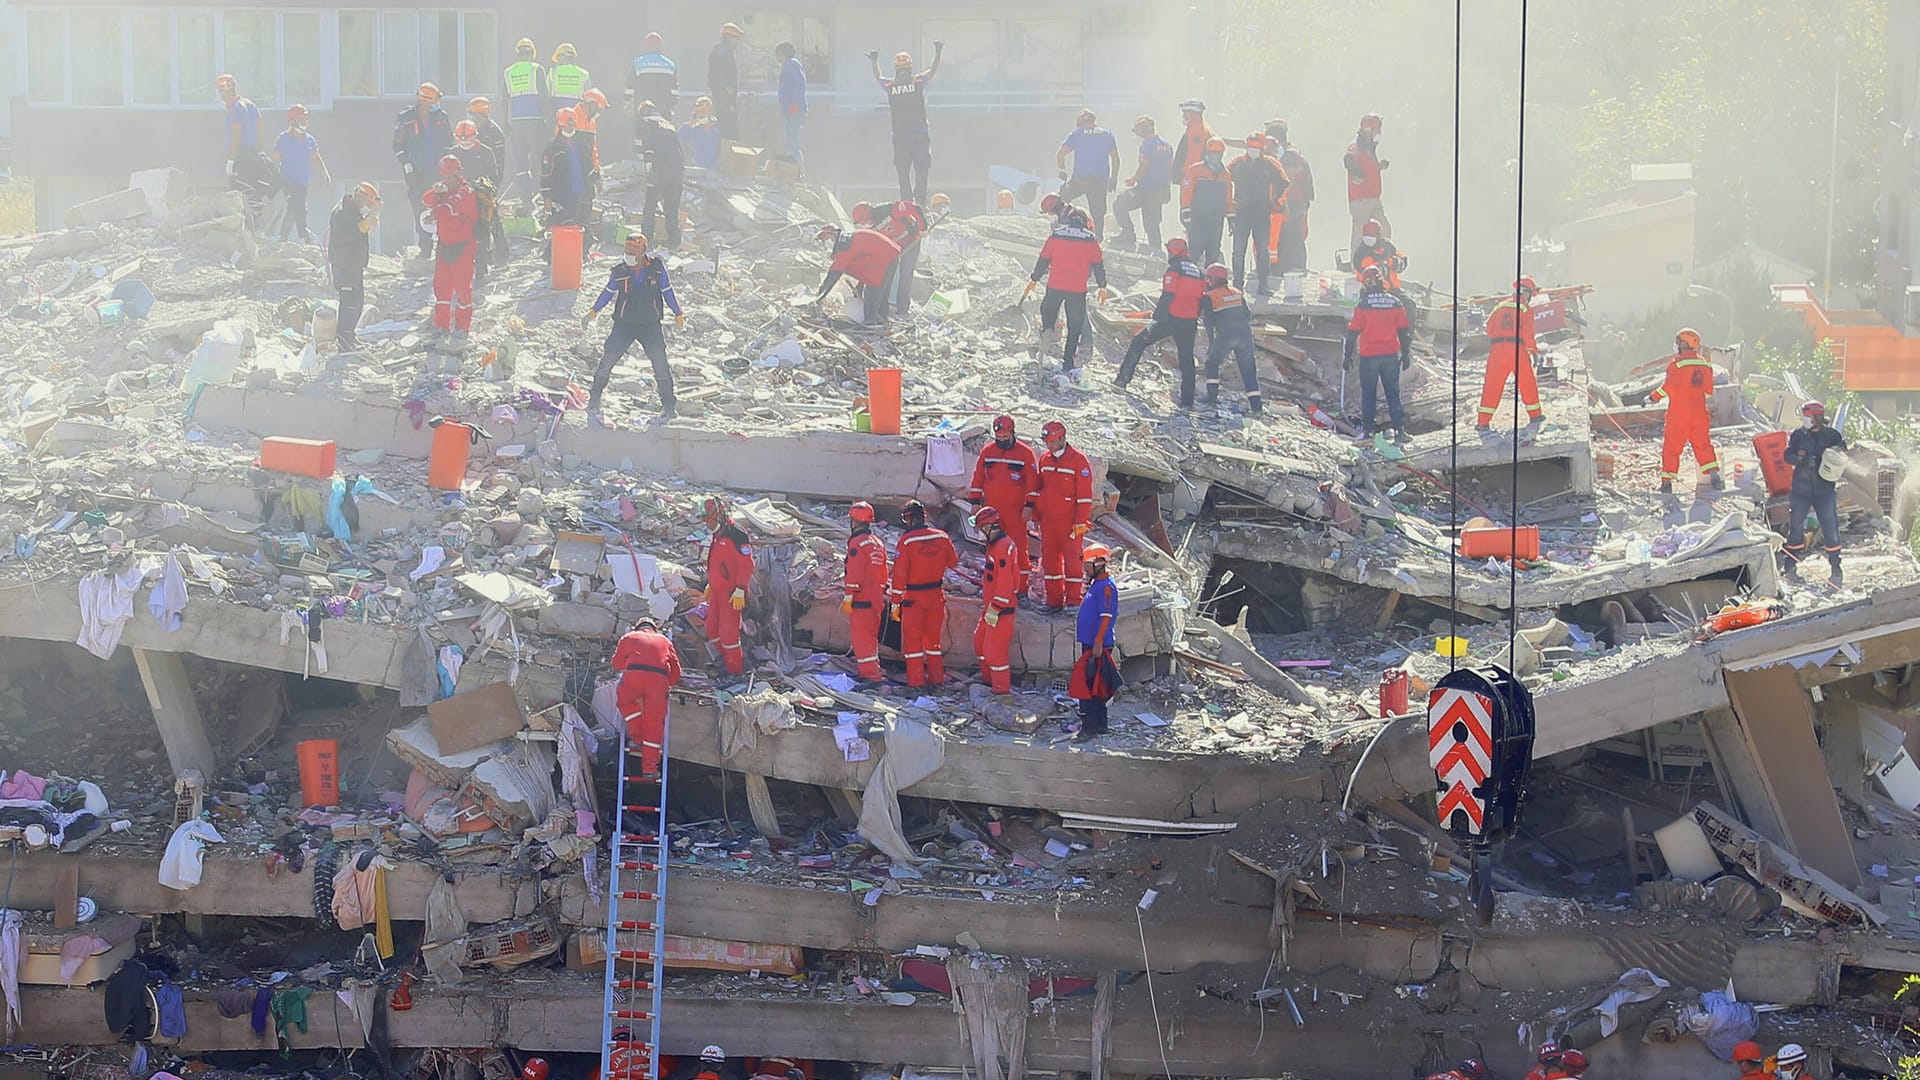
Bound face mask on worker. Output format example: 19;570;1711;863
625;253;643;266
563;129;575;139
1205;152;1223;169
1803;416;1816;429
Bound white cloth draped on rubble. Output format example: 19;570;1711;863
158;820;223;890
76;563;154;660
148;551;189;632
856;715;946;874
0;909;19;1038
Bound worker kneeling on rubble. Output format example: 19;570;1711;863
610;616;681;778
1783;400;1849;586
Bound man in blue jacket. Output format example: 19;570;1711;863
776;42;808;172
579;234;685;425
1072;542;1119;740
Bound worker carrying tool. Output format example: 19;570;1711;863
1344;264;1412;442
843;501;890;682
580;232;684;424
1027;195;1108;375
1782;400;1849;586
1650;327;1721;494
1344;112;1390;255
1068;542;1120;740
609;616;681;778
1035;421;1095;610
1179;136;1233;267
969;415;1040;570
812;222;902;326
1478;276;1544;438
1200;263;1263;415
971;507;1022;695
702;498;755;676
889;499;959;688
1227;132;1287;297
1115;236;1208;410
422;155;479;345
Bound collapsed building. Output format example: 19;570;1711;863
6;152;1920;1080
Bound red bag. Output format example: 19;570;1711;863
1069;649;1120;700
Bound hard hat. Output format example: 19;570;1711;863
1204;136;1227;154
215;73;237;91
1557;1050;1588;1076
702;497;727;524
438;155;464;179
286;103;309;122
815;224;841;241
850;501;876;523
624;233;649;254
1675;327;1702;352
1802;400;1827;418
1205;262;1230;283
1040;193;1063;215
1244;132;1266;150
1166;236;1190;257
1535;1043;1562;1064
556;109;578;130
1041;420;1067;440
417;82;442;103
582;88;609;110
701;1046;726;1063
996;189;1016;210
1178;98;1206;113
992;414;1016;435
900;499;927;525
467;96;492;114
1777;1044;1808;1066
694;94;714;110
1266;117;1290;137
894;51;913;67
1457;1060;1489;1080
1082;542;1112;562
632;615;660;632
1362;218;1382;238
971;506;1002;528
1077;108;1096;124
553;43;577;62
1732;1042;1764;1063
720;23;744;37
455;120;479;143
645;31;664;49
930;193;952;210
516;38;536;54
1360;265;1385;286
1514;275;1538;293
851;201;874;224
353;182;382;205
521;1059;551;1080
1360;112;1384;131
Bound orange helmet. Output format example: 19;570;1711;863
1675;327;1702;352
1514;275;1538;294
556;109;578;131
467;96;492;114
582;88;609;111
353;182;382;205
1243;132;1266;150
1732;1043;1763;1065
417;82;442;104
286;103;309;123
625;233;649;255
930;193;951;211
1082;542;1112;562
454;120;478;144
1204;136;1227;154
850;501;876;523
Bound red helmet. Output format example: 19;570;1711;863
1166;237;1189;257
1362;218;1382;239
1041;420;1067;441
521;1060;551;1080
972;506;1002;528
582;88;609;111
286;103;309;123
1205;262;1230;283
1360;112;1383;132
900;499;926;526
1536;1043;1563;1065
1557;1050;1588;1076
1244;132;1267;150
1040;193;1063;215
851;202;874;225
438;155;464;179
1360;265;1385;286
992;414;1016;436
556;109;578;131
1457;1061;1489;1080
1514;275;1538;294
816;224;841;241
849;501;876;523
1801;400;1827;418
1732;1042;1764;1064
645;31;665;50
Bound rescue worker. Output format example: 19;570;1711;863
1169;100;1213;185
1478;276;1544;437
1733;1042;1769;1080
466;98;510;271
573;88;609;173
629;32;678;122
580;233;684;423
1071;542;1119;739
1266;119;1314;273
1649;327;1722;493
971;507;1021;695
393;83;454;259
1113;116;1174;253
889;500;959;688
776;41;808;171
678;96;722;171
1025;195;1108;374
1782;400;1848;585
968;415;1040;573
1227;133;1287;296
541;110;594;236
609;616;681;778
1115;237;1208;409
450;121;498;290
636;102;686;249
1424;1060;1489;1080
548;43;590;113
1200;263;1263;414
1352;219;1406;292
502;39;549;202
665;1046;731;1080
870;44;943;204
521;1059;551;1080
708;23;745;140
702;499;755;676
812;223;902;325
450;120;498;202
422;156;478;345
1056;109;1121;239
1344;265;1413;442
327;183;380;352
1180;137;1232;267
272;104;330;243
1775;1043;1808;1080
1524;1045;1587;1080
1345;113;1390;255
1035;421;1095;610
217;74;270;225
927;192;954;226
842;501;890;682
881;199;929;317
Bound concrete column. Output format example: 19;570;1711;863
132;649;217;779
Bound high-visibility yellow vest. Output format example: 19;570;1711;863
549;64;588;99
504;61;539;97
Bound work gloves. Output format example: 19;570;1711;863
1179;208;1192;226
983;610;1000;628
674;314;686;327
1400;350;1412;371
1096;288;1109;305
580;310;597;329
890;604;903;620
730;589;747;612
403;163;415;176
865;50;880;62
1058;170;1069;181
1022;281;1037;300
841;597;854;615
1072;523;1089;539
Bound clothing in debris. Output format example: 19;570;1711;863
158;820;224;890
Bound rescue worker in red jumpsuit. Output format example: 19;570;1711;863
1115;237;1209;408
1478;276;1544;438
813;223;902;326
1025;194;1108;375
971;507;1022;694
1345;112;1389;255
842;501;889;682
1523;1044;1587;1080
1732;1042;1769;1080
609;616;681;778
1035;421;1095;610
889;499;958;687
1423;1060;1489;1080
1649;327;1722;493
702;497;755;676
969;415;1039;572
422;155;479;344
879;199;928;318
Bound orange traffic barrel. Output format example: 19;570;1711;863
297;739;340;807
1457;525;1540;561
866;368;902;435
1753;431;1792;496
551;225;584;290
429;421;473;491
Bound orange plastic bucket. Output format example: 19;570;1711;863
551;225;584;290
297;739;340;807
1753;431;1792;496
1458;525;1540;561
429;421;472;491
867;367;902;435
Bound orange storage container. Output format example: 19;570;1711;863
1379;668;1410;718
297;739;340;807
1458;525;1541;561
867;367;902;435
429;421;473;491
550;225;584;290
1753;430;1793;496
259;436;337;478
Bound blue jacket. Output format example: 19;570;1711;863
779;57;808;114
1076;576;1118;648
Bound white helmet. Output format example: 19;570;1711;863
1777;1045;1808;1067
701;1046;726;1063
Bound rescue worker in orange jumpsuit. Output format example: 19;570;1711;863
889;499;958;687
422;155;479;344
1423;1060;1489;1080
1115;237;1209;408
1169;100;1213;185
1345;112;1389;255
1035;421;1095;610
1179;136;1233;267
702;498;754;676
609;616;681;778
1478;276;1544;438
842;501;889;682
971;507;1022;695
969;414;1040;572
1650;327;1722;493
1732;1042;1769;1080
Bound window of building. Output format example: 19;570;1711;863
430;12;460;96
339;10;378;97
178;14;217;105
1003;20;1083;96
131;13;173;105
24;10;64;103
224;11;278;107
381;11;421;96
283;13;322;107
921;20;999;93
462;13;497;97
732;14;830;90
70;9;126;106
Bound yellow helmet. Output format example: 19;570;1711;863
515;37;535;55
553;42;577;63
